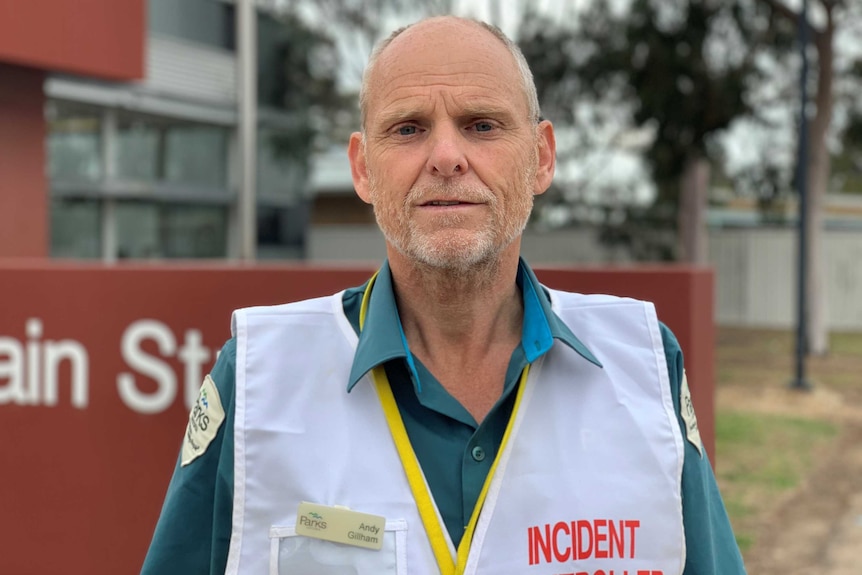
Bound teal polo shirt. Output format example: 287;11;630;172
346;260;603;544
141;259;746;575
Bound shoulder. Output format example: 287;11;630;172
658;322;684;386
661;319;690;426
548;289;666;340
211;338;237;398
546;288;645;309
230;293;346;336
141;337;237;574
235;293;342;317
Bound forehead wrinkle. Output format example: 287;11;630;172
374;95;518;130
372;77;526;125
364;19;531;128
383;61;516;89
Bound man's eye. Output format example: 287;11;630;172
397;125;418;136
474;122;494;132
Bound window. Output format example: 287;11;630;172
257;127;308;199
116;202;227;259
49;102;232;259
50;198;101;258
257;203;308;260
48;100;311;261
117;114;229;188
47;103;102;182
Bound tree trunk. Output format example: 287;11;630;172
804;9;835;356
678;155;711;264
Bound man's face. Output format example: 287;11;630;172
349;18;555;271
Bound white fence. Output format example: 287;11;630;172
709;227;862;331
308;227;624;265
307;224;862;331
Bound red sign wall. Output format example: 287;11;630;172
0;262;713;574
0;0;145;80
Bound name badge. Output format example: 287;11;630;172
294;502;387;551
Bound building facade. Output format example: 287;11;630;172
1;0;311;261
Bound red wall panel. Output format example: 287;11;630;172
0;0;145;80
0;64;48;257
0;263;714;574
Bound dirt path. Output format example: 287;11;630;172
718;384;862;575
743;423;862;574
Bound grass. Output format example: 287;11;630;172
715;410;837;552
712;327;861;555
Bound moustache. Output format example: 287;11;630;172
405;181;496;206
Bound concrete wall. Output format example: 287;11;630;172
307;225;387;262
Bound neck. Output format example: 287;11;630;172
387;245;523;358
385;244;525;422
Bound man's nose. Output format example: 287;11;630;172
425;125;468;176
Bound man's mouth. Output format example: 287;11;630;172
426;200;464;206
422;200;480;207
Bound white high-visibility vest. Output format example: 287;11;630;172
225;289;685;575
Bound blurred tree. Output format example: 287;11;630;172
520;0;763;264
272;0;860;352
749;0;861;355
836;105;862;194
276;0;533;116
251;10;350;256
521;0;862;355
286;0;456;85
261;11;350;157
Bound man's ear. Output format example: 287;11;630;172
348;132;372;204
533;120;556;196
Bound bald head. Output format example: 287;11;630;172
358;16;541;131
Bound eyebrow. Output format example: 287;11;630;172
375;104;518;129
375;108;424;129
458;105;518;122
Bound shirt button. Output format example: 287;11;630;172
471;446;486;462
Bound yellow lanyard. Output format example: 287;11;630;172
359;273;531;575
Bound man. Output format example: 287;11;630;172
142;16;746;575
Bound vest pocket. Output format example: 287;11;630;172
269;520;407;575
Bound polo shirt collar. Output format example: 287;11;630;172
346;259;601;392
519;261;602;367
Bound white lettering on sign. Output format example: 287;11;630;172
117;320;178;414
0;318;213;415
0;319;89;409
117;320;212;414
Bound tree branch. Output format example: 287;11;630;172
758;0;825;45
757;0;799;24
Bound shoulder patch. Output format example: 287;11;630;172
680;370;704;458
181;374;226;467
